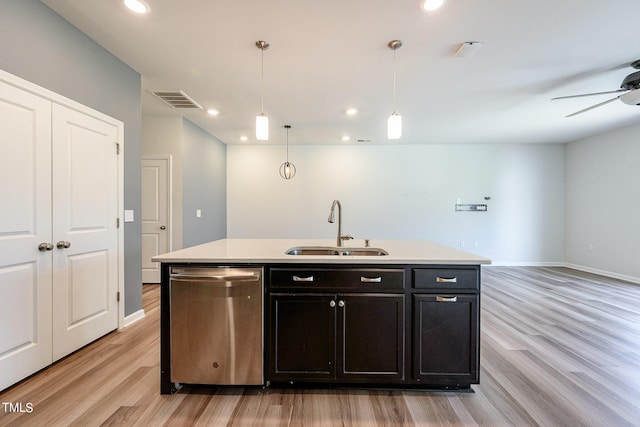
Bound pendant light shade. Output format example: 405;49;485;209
256;40;270;141
279;125;296;179
256;113;269;141
388;40;403;140
388;112;402;139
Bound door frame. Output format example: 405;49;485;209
0;69;125;330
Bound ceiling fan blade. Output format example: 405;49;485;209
565;96;621;117
552;89;627;100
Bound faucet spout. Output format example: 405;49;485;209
328;200;343;247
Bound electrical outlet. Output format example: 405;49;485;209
460;240;465;248
196;209;202;218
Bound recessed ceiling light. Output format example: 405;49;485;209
240;136;248;142
207;108;219;116
341;136;351;142
345;108;358;116
124;0;150;14
422;0;445;11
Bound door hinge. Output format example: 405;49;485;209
117;218;120;228
116;142;120;155
117;291;121;302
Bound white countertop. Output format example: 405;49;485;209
152;239;491;265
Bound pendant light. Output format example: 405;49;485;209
387;40;403;140
279;125;296;179
256;40;270;140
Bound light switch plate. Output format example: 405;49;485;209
124;210;135;222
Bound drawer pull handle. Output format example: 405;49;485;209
361;276;382;283
436;276;457;283
293;275;314;282
436;296;458;303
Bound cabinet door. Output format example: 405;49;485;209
413;294;478;385
270;294;336;380
0;81;53;391
340;294;405;381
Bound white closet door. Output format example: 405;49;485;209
0;81;53;390
51;104;119;360
141;156;170;283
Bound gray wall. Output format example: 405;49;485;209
183;119;227;246
565;122;640;282
0;0;143;315
227;143;566;264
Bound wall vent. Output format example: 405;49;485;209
149;90;203;109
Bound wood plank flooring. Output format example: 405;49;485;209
1;267;639;426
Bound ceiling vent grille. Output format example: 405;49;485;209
149;90;202;109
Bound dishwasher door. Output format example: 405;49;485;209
169;266;263;385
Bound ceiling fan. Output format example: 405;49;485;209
552;60;640;117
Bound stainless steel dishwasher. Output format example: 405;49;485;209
169;266;263;385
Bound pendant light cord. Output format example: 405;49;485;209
392;47;397;113
260;47;265;114
285;125;291;161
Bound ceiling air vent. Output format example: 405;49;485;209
149;90;202;109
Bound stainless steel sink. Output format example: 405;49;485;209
285;246;388;256
285;247;341;256
340;248;388;256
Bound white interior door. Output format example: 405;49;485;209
0;81;53;390
141;156;170;283
51;104;119;361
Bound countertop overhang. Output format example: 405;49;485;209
152;239;491;265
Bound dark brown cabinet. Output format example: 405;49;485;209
270;294;336;380
411;266;480;387
268;267;405;383
413;294;478;385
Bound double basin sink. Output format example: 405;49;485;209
286;246;388;256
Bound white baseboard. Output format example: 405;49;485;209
122;309;145;328
564;263;640;285
486;261;565;267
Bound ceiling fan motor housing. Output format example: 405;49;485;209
620;70;640;90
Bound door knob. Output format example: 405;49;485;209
160;225;166;230
38;242;54;252
56;241;71;249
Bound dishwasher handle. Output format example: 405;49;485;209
170;267;261;282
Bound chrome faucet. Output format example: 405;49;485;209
328;200;353;247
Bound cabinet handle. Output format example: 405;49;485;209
361;276;382;283
293;275;314;282
436;296;458;303
329;300;336;308
436;276;457;283
338;300;345;308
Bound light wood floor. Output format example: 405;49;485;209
1;267;639;426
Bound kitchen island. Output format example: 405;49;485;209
153;239;490;394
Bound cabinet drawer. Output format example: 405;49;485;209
413;267;478;290
270;268;405;290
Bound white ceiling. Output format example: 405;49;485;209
42;0;640;145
